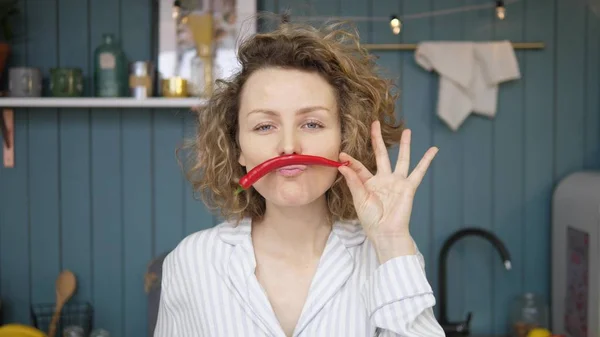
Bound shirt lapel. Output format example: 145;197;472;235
219;218;286;337
292;220;366;337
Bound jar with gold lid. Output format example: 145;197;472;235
510;293;549;337
129;61;154;99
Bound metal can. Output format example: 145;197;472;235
63;325;85;337
129;61;154;99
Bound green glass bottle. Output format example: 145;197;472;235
93;33;127;97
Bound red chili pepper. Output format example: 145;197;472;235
235;154;349;194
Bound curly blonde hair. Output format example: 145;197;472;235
182;18;405;224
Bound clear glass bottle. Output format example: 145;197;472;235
89;328;110;337
63;325;85;337
509;293;549;337
93;33;127;97
189;55;205;96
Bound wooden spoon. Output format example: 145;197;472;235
47;270;77;337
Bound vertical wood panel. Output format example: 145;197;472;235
90;107;123;333
153;110;185;255
28;108;60;304
555;0;586;180
461;1;494;333
183;112;215;235
89;0;123;332
0;111;30;323
121;0;153;333
0;0;30;324
523;0;555;308
58;0;92;305
27;0;60;305
400;0;435;291
585;9;600;169
122;111;152;336
431;0;465;323
493;0;526;334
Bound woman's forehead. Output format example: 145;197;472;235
239;68;337;113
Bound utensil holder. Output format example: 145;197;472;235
30;301;94;336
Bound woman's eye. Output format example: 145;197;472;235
304;121;323;129
254;124;273;131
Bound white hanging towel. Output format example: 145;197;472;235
414;40;521;131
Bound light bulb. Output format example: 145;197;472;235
172;0;181;19
390;15;401;35
496;1;505;20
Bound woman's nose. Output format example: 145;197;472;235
277;129;302;155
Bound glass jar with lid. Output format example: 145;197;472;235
509;293;549;337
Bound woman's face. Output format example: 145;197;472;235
237;67;342;207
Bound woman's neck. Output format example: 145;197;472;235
251;197;332;258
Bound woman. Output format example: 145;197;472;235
155;19;444;337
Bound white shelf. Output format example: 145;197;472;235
0;97;206;108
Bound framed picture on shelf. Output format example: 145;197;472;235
154;0;257;97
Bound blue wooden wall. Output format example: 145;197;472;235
0;0;598;336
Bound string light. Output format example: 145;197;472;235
276;0;518;33
172;0;181;19
286;0;519;22
389;15;401;35
496;1;506;20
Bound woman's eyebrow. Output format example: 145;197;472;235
247;106;331;116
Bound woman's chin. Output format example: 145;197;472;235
257;182;326;207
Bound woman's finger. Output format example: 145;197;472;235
408;147;439;186
339;152;373;184
338;165;369;209
372;121;392;175
394;129;411;177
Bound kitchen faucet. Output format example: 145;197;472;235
437;228;512;336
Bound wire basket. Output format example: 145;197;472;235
30;301;94;336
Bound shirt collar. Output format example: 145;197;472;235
217;216;366;248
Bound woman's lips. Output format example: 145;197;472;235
276;165;307;177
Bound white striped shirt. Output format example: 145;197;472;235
154;217;445;337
